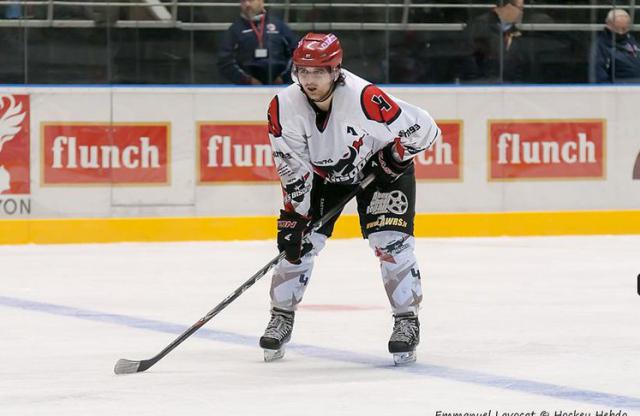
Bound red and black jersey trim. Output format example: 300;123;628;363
360;84;402;125
268;96;282;137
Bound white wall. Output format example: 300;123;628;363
1;86;638;219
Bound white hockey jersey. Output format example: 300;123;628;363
267;69;440;215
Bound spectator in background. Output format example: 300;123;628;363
217;0;297;85
463;0;526;82
591;9;640;83
4;2;22;18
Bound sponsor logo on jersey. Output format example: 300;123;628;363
414;121;462;180
398;123;421;138
283;173;311;204
199;123;278;183
273;151;292;160
277;164;293;177
366;190;409;215
489;120;605;180
42;123;169;185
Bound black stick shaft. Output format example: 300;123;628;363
120;173;375;373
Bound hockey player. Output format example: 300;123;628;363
260;33;440;365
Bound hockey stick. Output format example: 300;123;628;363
114;173;376;375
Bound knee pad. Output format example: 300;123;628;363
368;230;415;263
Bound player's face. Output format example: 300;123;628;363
296;67;334;101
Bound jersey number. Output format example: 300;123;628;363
360;84;401;124
299;274;309;285
371;95;392;113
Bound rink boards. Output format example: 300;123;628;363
1;86;639;243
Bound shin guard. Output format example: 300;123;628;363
368;230;423;315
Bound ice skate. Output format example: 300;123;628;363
388;312;420;365
259;308;295;362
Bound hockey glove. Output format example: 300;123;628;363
277;210;312;263
372;143;413;184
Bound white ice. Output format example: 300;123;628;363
1;235;639;416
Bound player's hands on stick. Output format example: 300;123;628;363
372;143;413;183
277;210;311;264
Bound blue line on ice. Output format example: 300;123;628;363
1;295;638;410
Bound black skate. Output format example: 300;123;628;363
388;312;420;365
259;308;295;362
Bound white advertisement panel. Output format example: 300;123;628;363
1;86;639;219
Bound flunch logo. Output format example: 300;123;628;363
489;120;605;180
414;121;462;180
42;123;169;185
0;94;30;194
198;123;278;183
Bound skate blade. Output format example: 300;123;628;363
392;351;416;366
263;348;285;362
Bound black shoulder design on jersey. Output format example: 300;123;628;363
360;84;402;125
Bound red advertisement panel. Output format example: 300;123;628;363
489;120;605;180
199;123;278;182
42;123;169;184
414;121;462;180
0;95;30;194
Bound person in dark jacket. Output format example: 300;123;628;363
463;0;526;83
217;0;297;85
591;9;640;83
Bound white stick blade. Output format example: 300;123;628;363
114;359;141;375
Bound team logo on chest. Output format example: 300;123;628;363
312;128;371;183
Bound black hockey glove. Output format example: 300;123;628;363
277;210;312;263
372;143;413;184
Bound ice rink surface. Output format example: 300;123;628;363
1;235;639;416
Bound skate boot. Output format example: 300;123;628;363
388;312;420;365
259;308;295;362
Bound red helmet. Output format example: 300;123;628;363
292;33;343;69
